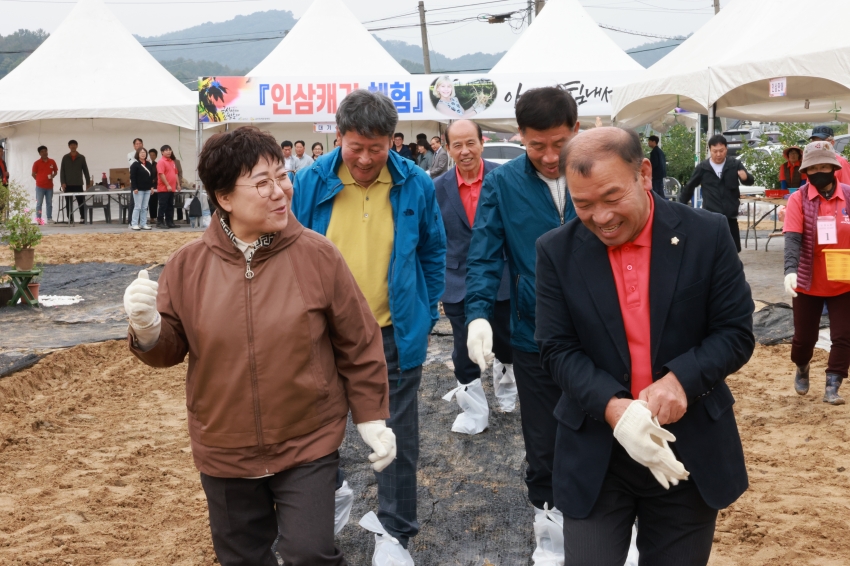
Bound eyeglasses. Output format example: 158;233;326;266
235;175;289;198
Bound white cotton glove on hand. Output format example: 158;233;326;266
467;318;495;372
613;400;690;489
357;420;397;472
784;273;798;298
123;269;161;348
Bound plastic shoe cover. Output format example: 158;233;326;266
532;504;564;566
334;480;354;535
624;523;639;566
359;511;415;566
442;378;489;434
493;359;518;412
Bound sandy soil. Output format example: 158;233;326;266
0;342;847;565
2;232;203;267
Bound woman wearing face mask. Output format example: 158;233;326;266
783;141;850;405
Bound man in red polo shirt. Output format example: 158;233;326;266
535;127;754;564
32;146;59;225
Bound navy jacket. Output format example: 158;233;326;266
465;154;576;353
649;145;667;180
393;145;413;160
434;160;509;304
535;193;754;519
292;148;446;372
680;157;754;218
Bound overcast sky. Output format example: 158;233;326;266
1;0;725;56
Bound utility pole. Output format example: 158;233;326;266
527;0;533;25
713;0;720;14
418;1;431;74
535;0;545;16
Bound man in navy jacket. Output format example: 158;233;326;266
434;119;515;435
536;127;753;564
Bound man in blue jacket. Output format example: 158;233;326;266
292;90;446;559
434;119;515;435
464;86;578;562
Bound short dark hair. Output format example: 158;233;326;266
68;139;78;146
516;87;578;132
311;142;323;151
445;121;483;146
133;138;143;145
198;126;284;219
416;133;427;142
708;134;727;148
394;132;404;140
160;144;172;154
561;128;643;178
336;90;398;138
134;148;147;162
294;140;305;148
647;135;660;143
417;141;429;150
281;140;293;149
37;145;47;153
148;148;158;158
431;136;441;144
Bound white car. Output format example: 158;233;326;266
481;142;526;165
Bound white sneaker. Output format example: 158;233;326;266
493;359;518;412
442;378;488;434
359;512;414;565
334;480;354;535
131;225;141;231
532;504;564;566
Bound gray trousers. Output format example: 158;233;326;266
375;325;422;547
201;452;347;566
562;442;717;566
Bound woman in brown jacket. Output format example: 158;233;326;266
123;126;394;566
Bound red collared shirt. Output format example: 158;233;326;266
607;193;655;398
456;160;485;226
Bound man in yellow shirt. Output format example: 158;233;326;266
293;90;446;562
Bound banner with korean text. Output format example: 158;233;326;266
197;72;638;124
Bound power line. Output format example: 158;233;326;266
599;24;683;40
626;42;682;54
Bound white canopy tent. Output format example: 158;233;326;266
479;0;644;132
239;0;441;145
0;0;197;204
612;0;850;128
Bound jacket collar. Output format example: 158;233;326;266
203;211;305;265
313;146;417;205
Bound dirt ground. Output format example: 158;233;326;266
1;232;203;267
0;341;847;565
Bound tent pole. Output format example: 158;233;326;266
195;111;202;191
693;112;701;207
707;103;716;141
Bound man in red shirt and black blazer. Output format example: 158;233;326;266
535;127;754;564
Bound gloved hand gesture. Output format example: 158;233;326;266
467;318;494;372
784;273;798;298
357;420;397;472
123;269;160;330
613;400;690;489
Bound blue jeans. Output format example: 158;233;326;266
375;325;422;547
35;187;53;220
131;190;151;228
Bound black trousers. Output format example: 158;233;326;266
726;216;741;253
513;348;560;509
200;452;347;566
157;192;174;225
64;185;86;221
563;441;717;566
792;291;850;378
442;299;513;385
148;190;158;219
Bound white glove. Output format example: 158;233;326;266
124;269;161;348
467;318;494;372
784;272;798;298
613;401;690;489
357;420;397;472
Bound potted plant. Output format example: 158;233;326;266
0;180;42;271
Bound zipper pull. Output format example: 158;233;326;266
245;250;255;279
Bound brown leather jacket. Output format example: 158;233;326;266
129;212;389;477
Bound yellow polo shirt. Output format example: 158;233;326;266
326;164;394;327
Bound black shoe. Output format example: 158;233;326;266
156;222;166;228
795;364;810;395
823;373;845;405
167;223;180;229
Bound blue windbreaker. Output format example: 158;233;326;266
465;154;577;353
292;147;446;371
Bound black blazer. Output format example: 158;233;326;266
434;159;509;304
680;157;754;218
535;193;754;519
130;160;155;191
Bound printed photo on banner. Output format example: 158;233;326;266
430;76;497;118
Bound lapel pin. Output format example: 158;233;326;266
671;237;679;245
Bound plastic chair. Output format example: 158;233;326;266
87;194;112;224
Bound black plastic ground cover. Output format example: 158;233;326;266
0;352;44;378
753;301;829;345
0;263;162;351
